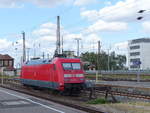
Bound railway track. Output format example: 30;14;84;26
3;78;150;100
0;79;104;113
0;78;150;113
96;90;150;100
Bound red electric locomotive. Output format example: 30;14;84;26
20;57;85;91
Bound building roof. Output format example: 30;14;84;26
131;38;150;44
0;54;14;60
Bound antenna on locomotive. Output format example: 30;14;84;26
54;16;66;58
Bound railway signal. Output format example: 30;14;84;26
132;60;141;82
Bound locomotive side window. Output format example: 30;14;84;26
72;63;81;70
62;63;81;70
62;63;72;70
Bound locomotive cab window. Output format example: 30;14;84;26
62;63;72;70
72;63;81;70
62;63;81;70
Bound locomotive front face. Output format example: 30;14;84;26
62;62;85;83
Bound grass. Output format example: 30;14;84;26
107;102;150;113
88;101;150;113
87;98;109;104
127;102;150;106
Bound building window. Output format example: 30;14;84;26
130;52;140;56
0;60;3;66
130;58;140;62
9;60;13;66
130;45;140;50
130;65;140;69
4;60;9;66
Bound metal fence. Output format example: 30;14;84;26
85;70;150;75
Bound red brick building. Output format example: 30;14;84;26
0;54;15;74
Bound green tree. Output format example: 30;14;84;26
81;51;126;70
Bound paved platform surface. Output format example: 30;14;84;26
0;87;86;113
96;81;150;89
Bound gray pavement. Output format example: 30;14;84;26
0;87;87;113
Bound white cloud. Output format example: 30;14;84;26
86;34;100;42
31;21;103;55
82;34;101;52
0;39;11;49
0;0;71;8
33;22;65;36
113;41;128;55
32;28;56;36
40;22;56;29
142;21;150;32
85;20;128;33
114;41;128;50
0;21;102;66
74;0;97;6
0;0;23;8
80;0;150;22
80;10;99;21
32;0;70;8
105;1;112;6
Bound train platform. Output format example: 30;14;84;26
0;87;86;113
96;81;150;90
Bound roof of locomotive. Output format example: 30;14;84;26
24;57;81;66
24;59;52;66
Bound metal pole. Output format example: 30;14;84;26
56;16;61;54
2;70;3;85
62;36;63;54
42;52;45;59
15;48;17;67
96;41;101;82
77;39;79;57
1;67;4;85
107;49;110;71
26;48;30;61
75;38;81;57
22;31;26;63
33;43;36;58
137;65;140;82
47;54;50;59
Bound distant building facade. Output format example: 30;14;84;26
128;38;150;70
0;54;15;76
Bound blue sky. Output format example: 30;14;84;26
0;0;150;66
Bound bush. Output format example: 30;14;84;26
87;98;109;104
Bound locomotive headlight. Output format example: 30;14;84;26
76;74;84;77
64;74;84;77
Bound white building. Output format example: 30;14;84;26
128;38;150;70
